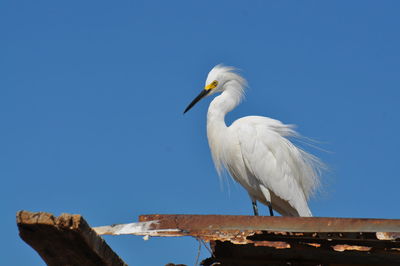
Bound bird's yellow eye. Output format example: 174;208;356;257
205;80;218;91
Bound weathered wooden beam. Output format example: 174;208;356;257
95;214;400;265
18;211;400;265
17;210;127;266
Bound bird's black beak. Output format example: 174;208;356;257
183;89;211;114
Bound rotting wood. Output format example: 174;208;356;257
17;212;400;265
95;214;400;265
17;210;127;266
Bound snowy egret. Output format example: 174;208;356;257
184;65;322;217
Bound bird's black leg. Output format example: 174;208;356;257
268;204;274;216
252;200;259;216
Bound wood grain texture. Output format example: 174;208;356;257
17;210;127;266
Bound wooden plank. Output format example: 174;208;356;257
17;210;127;266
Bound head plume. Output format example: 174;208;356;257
206;64;247;92
183;64;247;114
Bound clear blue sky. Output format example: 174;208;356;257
1;1;400;265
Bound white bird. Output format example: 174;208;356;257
184;65;322;217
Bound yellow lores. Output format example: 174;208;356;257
205;80;218;91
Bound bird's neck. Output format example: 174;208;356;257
206;82;243;175
207;81;243;129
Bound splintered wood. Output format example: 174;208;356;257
17;211;127;266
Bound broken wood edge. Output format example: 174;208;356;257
17;210;127;266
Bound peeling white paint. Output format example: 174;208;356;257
93;220;182;236
376;232;400;241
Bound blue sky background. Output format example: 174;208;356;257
1;1;400;265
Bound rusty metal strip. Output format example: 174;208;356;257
91;214;400;265
93;214;400;247
138;214;400;233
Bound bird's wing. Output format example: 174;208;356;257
231;117;312;216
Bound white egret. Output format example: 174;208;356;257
184;65;322;217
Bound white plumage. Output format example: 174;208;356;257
184;65;322;217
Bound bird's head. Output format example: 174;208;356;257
184;64;247;113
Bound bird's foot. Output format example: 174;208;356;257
252;200;259;216
268;205;274;216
